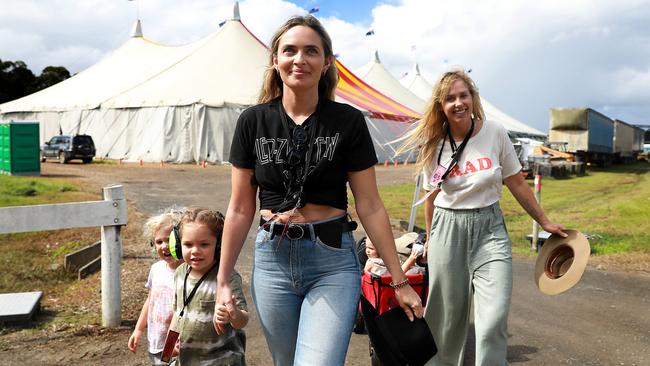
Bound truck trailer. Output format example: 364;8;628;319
549;108;614;167
613;119;638;162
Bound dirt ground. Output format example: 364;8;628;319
0;162;648;365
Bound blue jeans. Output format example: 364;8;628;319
251;218;361;366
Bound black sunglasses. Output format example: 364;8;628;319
286;126;308;167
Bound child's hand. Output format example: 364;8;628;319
215;295;248;331
215;295;241;325
214;282;233;335
412;244;424;258
215;302;232;325
127;329;142;352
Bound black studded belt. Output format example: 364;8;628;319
259;215;358;242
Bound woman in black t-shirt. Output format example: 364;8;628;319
215;15;424;366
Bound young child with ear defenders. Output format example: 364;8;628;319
128;208;183;365
169;207;249;366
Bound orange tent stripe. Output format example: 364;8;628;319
336;88;390;113
335;60;421;119
337;65;407;113
337;64;404;113
337;70;402;114
336;82;389;112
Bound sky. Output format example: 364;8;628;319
1;0;649;132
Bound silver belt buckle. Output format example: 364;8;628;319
286;225;305;240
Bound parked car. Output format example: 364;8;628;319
41;134;96;164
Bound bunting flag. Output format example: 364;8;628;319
309;6;320;14
219;20;227;27
365;29;375;36
334;53;340;58
334;59;421;122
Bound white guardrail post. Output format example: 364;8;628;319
101;185;124;327
0;184;127;328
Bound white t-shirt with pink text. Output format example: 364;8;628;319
423;119;521;209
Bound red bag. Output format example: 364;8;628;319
361;272;428;315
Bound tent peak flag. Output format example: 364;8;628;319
131;19;143;38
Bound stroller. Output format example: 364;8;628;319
354;235;429;366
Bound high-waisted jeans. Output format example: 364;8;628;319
251;217;361;366
424;202;513;366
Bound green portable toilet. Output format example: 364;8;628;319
0;121;40;176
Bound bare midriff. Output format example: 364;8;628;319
259;203;346;224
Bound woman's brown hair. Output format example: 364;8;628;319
258;15;338;103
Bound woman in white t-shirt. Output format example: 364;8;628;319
399;69;567;366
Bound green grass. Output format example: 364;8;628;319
90;158;116;165
377;162;650;257
0;175;79;207
0;175;96;294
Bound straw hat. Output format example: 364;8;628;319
535;229;590;295
394;232;419;256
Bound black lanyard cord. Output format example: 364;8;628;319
180;261;219;318
278;99;320;208
436;118;475;181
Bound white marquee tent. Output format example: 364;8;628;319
0;7;268;163
0;5;420;163
399;63;546;139
354;51;426;114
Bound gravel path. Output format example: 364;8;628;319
3;161;647;365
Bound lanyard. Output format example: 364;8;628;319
436;118;475;181
278;99;320;208
412;119;476;208
180;261;218;318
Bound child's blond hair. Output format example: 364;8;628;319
143;207;183;246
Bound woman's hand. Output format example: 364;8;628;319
214;281;233;335
394;284;424;321
541;220;568;238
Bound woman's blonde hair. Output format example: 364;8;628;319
258;15;338;103
396;69;484;173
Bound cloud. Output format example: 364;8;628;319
1;0;649;129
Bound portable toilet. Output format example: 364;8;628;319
0;121;40;176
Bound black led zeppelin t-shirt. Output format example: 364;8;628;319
229;98;378;211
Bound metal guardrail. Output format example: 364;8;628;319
0;185;128;327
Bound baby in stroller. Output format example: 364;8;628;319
355;232;431;364
354;232;428;330
363;232;426;276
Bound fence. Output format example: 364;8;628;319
0;185;128;327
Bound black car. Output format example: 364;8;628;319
41;134;96;164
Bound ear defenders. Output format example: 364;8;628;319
168;212;224;261
168;223;182;260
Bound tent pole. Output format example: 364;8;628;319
407;172;422;232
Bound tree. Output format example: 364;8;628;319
0;60;71;103
34;66;71;91
0;59;36;103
